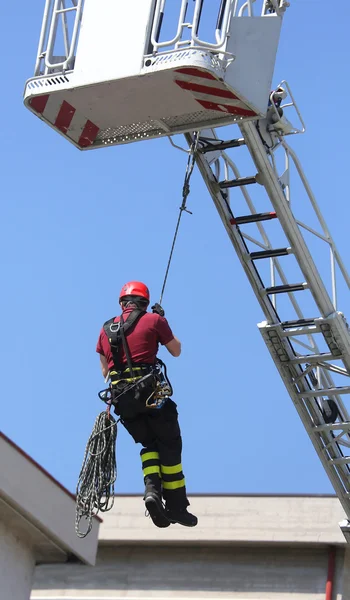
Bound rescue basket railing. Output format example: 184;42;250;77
34;0;83;76
192;0;233;50
236;0;255;17
150;0;235;54
34;0;53;75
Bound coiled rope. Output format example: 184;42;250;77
75;411;118;538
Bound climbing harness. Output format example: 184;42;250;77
75;410;117;538
99;358;173;411
100;308;174;412
159;131;199;305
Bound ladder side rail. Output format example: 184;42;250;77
240;122;335;317
268;137;349;313
282;140;350;291
330;246;337;310
34;0;55;76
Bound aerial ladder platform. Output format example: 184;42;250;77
24;0;350;541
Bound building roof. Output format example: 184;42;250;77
99;494;347;546
0;432;100;566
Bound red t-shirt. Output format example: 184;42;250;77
96;307;174;369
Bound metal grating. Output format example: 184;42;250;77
95;109;253;147
162;109;235;127
96;120;163;142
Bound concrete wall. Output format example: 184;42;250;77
31;545;345;599
0;519;35;600
0;433;100;567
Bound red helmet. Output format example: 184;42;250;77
119;281;150;303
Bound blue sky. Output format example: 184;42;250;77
1;0;349;497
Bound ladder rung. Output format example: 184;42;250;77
199;138;245;153
281;326;319;337
329;457;350;466
220;176;256;189
290;353;335;364
250;247;290;260
299;386;350;398
281;318;316;328
266;283;306;295
56;6;76;13
230;212;277;225
314;422;350;432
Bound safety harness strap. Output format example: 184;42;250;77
103;309;146;374
119;313;137;380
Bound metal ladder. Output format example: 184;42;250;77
183;90;350;538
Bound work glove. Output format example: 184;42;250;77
151;303;165;317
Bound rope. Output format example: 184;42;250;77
159;132;199;305
75;411;118;538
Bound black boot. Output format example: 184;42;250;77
144;475;170;528
166;507;198;527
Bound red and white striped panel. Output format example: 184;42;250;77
174;67;258;119
28;94;99;149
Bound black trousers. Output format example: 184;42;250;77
114;380;189;510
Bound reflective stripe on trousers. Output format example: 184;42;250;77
141;449;185;489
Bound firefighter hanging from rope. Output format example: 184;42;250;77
75;136;199;536
96;281;198;529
